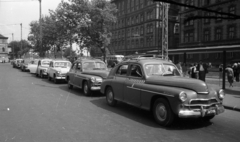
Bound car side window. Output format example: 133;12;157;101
130;65;143;78
76;63;82;71
116;64;128;76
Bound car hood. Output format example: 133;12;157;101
82;70;109;79
54;67;70;73
145;76;208;93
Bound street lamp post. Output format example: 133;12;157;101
39;0;43;57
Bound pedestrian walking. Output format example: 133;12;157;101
190;63;198;79
232;63;238;82
182;63;188;77
226;64;234;87
196;60;208;82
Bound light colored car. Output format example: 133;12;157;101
47;60;72;83
36;59;52;78
13;59;23;68
28;59;40;74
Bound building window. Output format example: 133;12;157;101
174;23;179;34
229;5;236;15
185;0;189;10
216;8;222;22
204;12;210;24
140;14;144;22
140;26;144;35
184;32;189;43
215;27;222;40
215;53;221;59
136;15;139;23
2;47;5;52
205;0;210;5
132;17;135;25
150;24;153;33
227;25;236;39
229;52;234;58
140;0;143;9
204;29;210;42
184;30;194;42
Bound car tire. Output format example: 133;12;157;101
48;75;51;81
201;115;215;121
67;79;73;89
83;81;91;96
105;87;117;107
153;98;175;127
53;75;58;84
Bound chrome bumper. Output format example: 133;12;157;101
179;104;225;118
91;86;101;91
56;76;66;80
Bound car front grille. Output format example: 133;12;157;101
190;98;218;105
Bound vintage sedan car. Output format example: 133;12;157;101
13;59;23;68
36;58;52;78
66;58;109;96
100;58;225;126
20;58;34;72
28;59;40;74
47;60;72;83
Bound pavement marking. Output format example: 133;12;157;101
64;93;70;106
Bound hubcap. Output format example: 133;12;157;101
156;103;167;121
107;91;113;103
84;83;88;94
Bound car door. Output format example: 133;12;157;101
111;63;129;101
123;64;145;107
68;62;77;85
73;62;83;88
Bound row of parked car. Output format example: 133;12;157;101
11;57;225;126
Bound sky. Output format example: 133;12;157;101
0;0;64;42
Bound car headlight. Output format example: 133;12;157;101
56;71;61;74
179;92;188;102
218;89;225;100
91;77;96;82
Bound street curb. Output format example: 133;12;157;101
223;105;240;112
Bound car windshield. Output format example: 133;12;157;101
42;61;50;66
82;62;106;70
54;62;71;68
144;63;181;76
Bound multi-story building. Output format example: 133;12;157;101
177;0;240;65
0;34;9;62
96;0;179;56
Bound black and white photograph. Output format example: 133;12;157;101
0;0;240;142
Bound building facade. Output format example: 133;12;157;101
177;0;240;65
96;0;179;56
0;34;9;62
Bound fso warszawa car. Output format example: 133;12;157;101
66;58;109;96
100;58;225;126
36;58;52;78
47;60;72;83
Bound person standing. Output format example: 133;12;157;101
196;60;208;82
232;63;238;82
219;64;223;79
226;64;234;87
190;63;198;79
182;63;188;77
176;61;183;74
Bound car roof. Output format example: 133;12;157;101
52;60;70;62
75;58;103;62
123;58;173;65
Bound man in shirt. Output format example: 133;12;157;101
196;60;208;82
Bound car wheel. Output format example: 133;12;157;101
153;98;175;126
83;81;91;96
201;115;215;121
67;79;73;89
53;75;58;84
105;87;117;107
48;75;51;81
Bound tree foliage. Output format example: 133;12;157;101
8;40;32;58
28;0;117;59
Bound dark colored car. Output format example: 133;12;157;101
101;58;225;126
66;58;109;96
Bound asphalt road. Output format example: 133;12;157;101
0;63;240;142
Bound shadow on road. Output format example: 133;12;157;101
225;89;240;96
90;98;213;130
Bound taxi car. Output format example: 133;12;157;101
100;58;225;126
36;58;52;78
47;60;72;83
66;57;109;96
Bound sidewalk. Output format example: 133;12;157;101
206;77;240;112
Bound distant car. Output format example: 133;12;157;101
66;57;109;96
28;59;40;74
47;60;72;83
20;59;33;72
36;59;52;78
13;59;23;68
101;58;225;126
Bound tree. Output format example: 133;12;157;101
9;40;32;58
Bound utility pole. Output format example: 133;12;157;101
161;3;169;60
20;23;22;58
12;33;14;58
39;0;43;57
